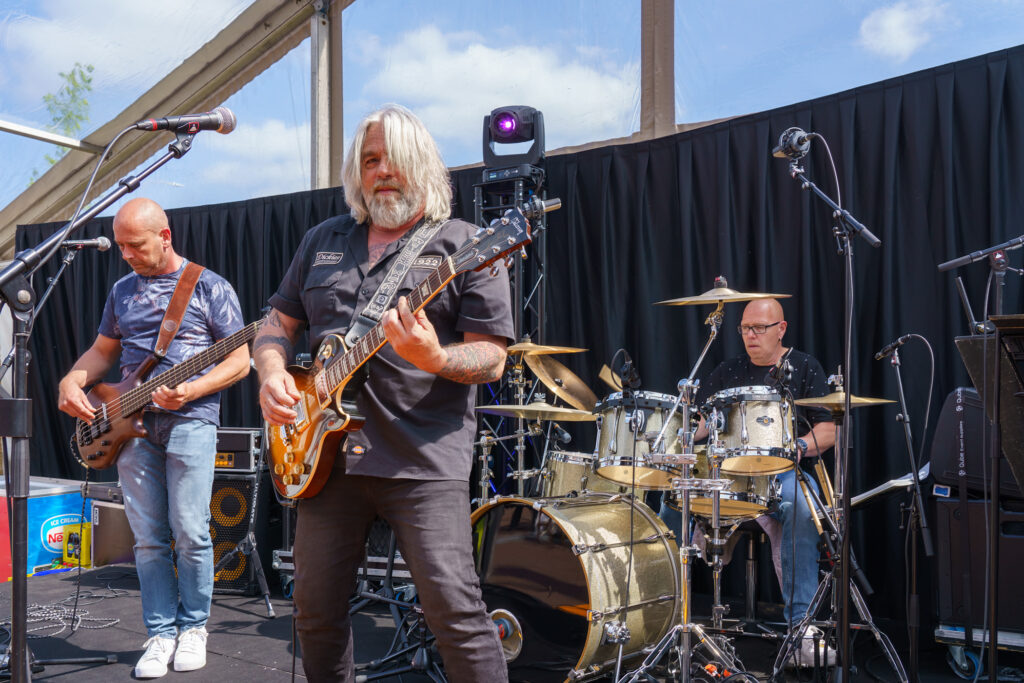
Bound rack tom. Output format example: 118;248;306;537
595;391;687;490
708;385;795;476
541;451;625;497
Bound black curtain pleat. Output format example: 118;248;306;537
17;44;1024;626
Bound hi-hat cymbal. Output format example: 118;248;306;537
656;276;790;306
475;402;597;422
794;391;894;411
507;341;587;355
525;354;598;412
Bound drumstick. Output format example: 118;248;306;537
599;364;622;391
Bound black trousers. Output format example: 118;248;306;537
292;473;508;682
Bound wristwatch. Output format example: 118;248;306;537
795;437;808;456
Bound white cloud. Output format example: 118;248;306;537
347;24;640;161
859;0;950;62
193;118;310;199
0;0;249;107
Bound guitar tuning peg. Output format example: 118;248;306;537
519;246;528;259
489;264;500;277
503;255;514;269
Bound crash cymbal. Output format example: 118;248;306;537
794;391;895;411
655;276;791;306
507;340;587;355
475;402;597;422
525;354;598;412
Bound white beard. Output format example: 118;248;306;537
367;186;423;230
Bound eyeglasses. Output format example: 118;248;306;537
737;321;782;335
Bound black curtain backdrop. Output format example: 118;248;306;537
16;45;1024;630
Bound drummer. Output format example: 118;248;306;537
661;297;836;667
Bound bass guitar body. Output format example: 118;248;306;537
266;334;366;500
74;368;149;469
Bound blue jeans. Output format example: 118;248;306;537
117;412;216;638
658;467;822;624
772;468;821;624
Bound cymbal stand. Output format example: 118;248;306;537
510;351;530;496
472;424;542;505
769;462;906;682
623;304;746;682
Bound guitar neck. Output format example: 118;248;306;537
320;257;456;394
116;320;260;417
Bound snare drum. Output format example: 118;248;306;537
541;451;625;497
666;447;777;520
595;391;687;490
472;493;679;681
708;385;795;476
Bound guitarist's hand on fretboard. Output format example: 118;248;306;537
381;296;447;374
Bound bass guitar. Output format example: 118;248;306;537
267;207;533;499
73;318;263;469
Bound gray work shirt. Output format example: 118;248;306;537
269;214;514;481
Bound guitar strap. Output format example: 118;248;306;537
344;219;447;347
153;261;205;359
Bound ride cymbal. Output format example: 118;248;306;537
525;354;598;412
794;391;894;412
656;276;790;306
507;340;587;355
475;402;597;422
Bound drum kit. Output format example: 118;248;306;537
472;277;903;683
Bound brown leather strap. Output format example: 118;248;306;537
154;262;204;358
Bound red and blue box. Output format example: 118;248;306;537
0;477;88;579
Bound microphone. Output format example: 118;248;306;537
768;348;794;385
550;422;572;445
62;236;112;252
617;351;642;391
134;107;236;135
772;127;812;159
520;196;561;220
874;334;913;361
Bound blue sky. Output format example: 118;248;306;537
1;0;1023;221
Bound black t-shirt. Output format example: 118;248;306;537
269;214;515;481
697;348;832;431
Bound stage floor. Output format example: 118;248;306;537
0;564;1019;681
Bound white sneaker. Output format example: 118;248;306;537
174;626;208;672
134;635;176;678
788;626;837;668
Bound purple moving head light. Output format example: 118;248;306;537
483;106;545;167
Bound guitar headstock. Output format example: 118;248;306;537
451;208;532;275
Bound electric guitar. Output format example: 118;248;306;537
267;208;533;500
72;318;263;469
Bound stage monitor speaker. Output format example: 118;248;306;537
935;498;1024;632
210;470;279;595
931;387;1023;499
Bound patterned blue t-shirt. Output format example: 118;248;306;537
97;259;244;425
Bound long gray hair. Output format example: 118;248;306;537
341;104;452;224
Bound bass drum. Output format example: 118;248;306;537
472;494;679;682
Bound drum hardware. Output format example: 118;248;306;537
473;424;543;504
490;608;524;662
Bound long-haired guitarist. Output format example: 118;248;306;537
57;197;250;679
254;105;513;681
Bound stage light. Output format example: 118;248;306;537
483;105;545;168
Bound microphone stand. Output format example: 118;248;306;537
0;130;197;682
885;346;934;683
782;154;880;682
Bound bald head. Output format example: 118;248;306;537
742;298;784;322
114;197;169;235
112;198;180;276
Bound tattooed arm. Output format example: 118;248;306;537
253;308;305;425
382;296;507;384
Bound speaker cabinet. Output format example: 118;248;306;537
935;498;1024;632
210;470;279;595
